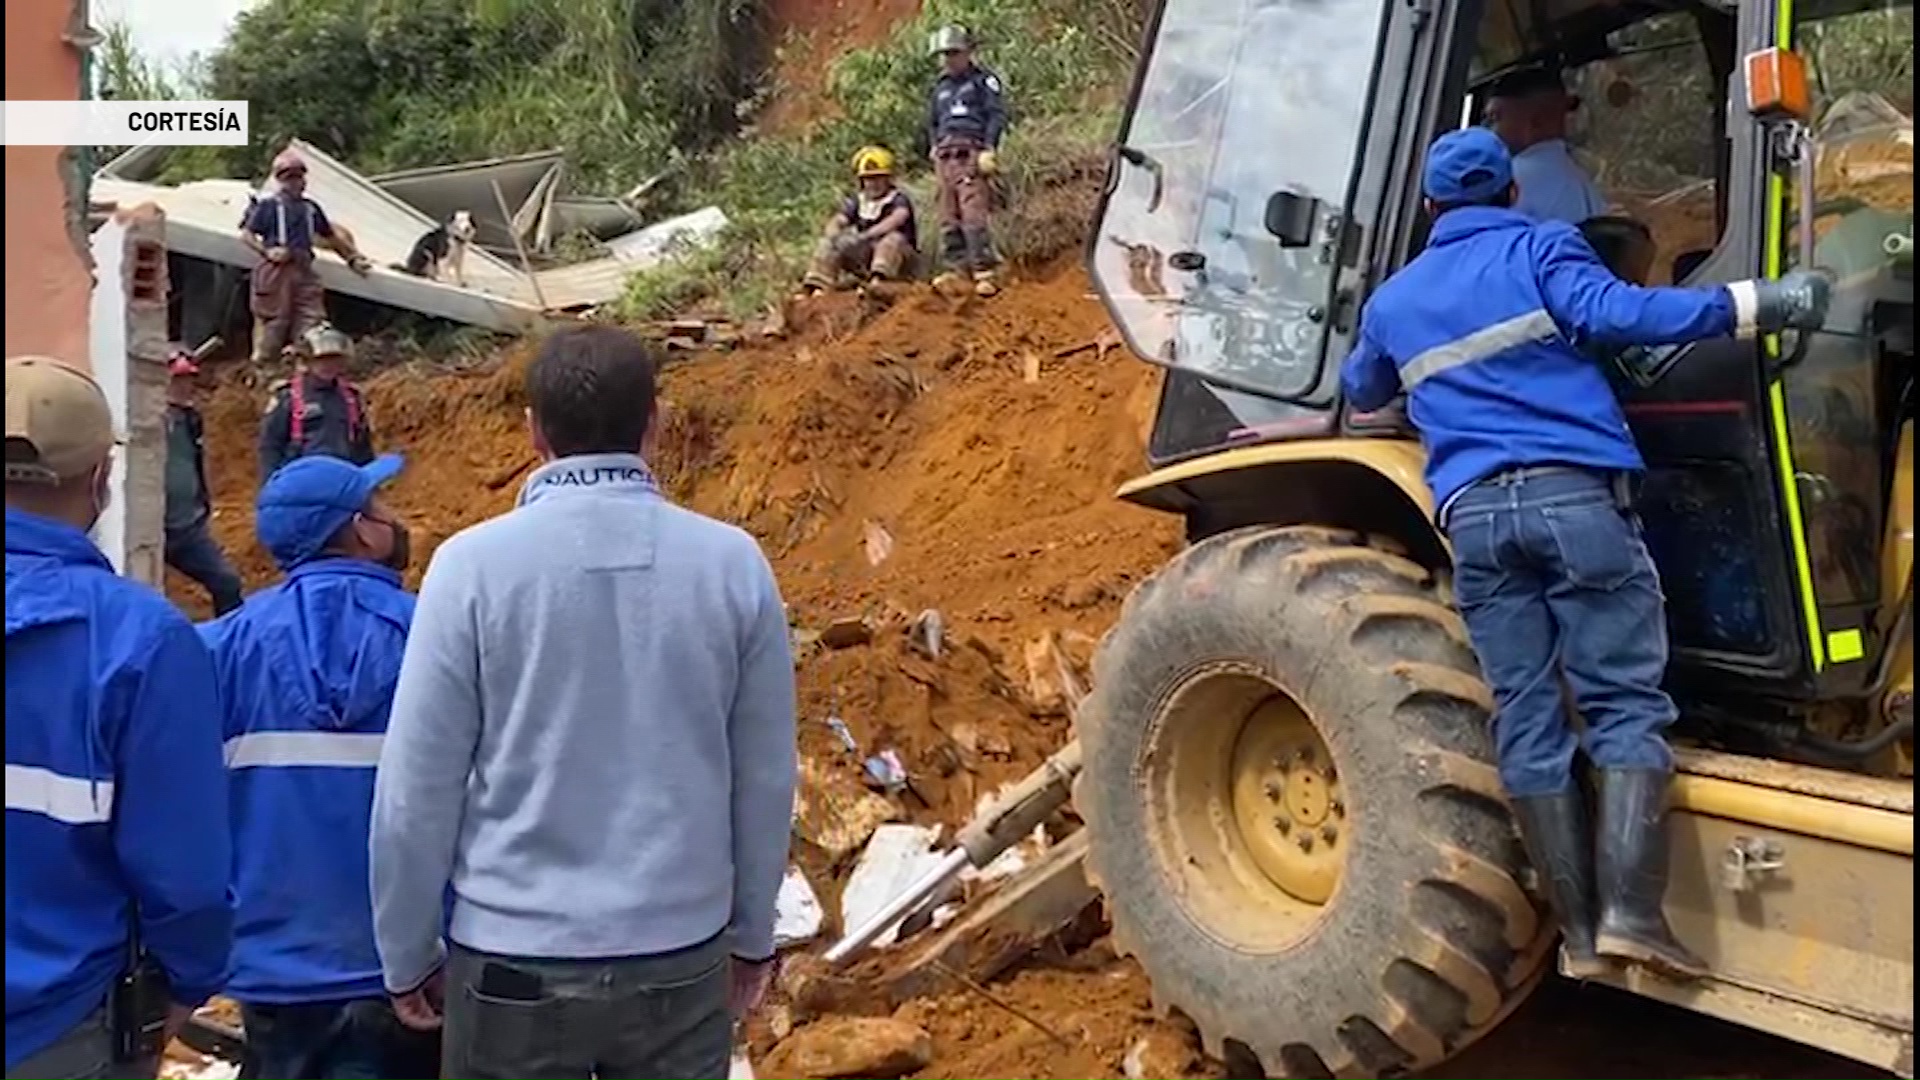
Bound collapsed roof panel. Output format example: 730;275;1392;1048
369;149;566;255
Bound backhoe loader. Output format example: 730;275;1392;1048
1077;0;1915;1074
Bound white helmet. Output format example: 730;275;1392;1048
303;324;352;358
928;24;974;55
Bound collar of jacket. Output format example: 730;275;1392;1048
1429;204;1533;247
4;507;112;570
285;554;403;587
516;452;659;508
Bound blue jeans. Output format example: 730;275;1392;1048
165;521;245;615
238;999;439;1080
1445;467;1677;797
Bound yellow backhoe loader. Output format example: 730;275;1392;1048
1075;0;1914;1074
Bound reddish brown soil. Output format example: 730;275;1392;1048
756;0;925;135
176;263;1180;834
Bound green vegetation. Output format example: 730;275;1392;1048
114;0;1143;322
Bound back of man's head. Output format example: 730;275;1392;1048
5;357;117;527
1423;127;1518;215
526;326;659;460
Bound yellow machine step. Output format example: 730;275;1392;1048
1563;748;1914;1077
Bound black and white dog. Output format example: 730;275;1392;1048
395;210;476;286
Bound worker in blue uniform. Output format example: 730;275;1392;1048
198;453;437;1079
1341;127;1831;981
6;357;233;1080
923;24;1009;296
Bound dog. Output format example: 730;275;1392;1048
395;210;476;286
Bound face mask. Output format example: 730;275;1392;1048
85;464;113;536
374;515;412;574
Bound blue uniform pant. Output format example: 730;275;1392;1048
239;998;438;1080
1444;467;1677;797
165;521;245;616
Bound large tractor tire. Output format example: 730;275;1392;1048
1075;526;1555;1078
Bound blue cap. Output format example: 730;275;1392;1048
1423;127;1514;206
256;453;404;569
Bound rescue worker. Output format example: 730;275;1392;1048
164;349;245;616
5;357;233;1080
199;453;438;1080
260;325;377;485
800;146;920;295
242;148;372;365
1485;66;1609;225
923;25;1008;297
1339;128;1831;981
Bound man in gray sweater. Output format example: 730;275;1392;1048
368;326;798;1079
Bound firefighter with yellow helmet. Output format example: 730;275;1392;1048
800;146;921;294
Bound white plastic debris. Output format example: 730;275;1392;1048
729;1050;757;1079
774;865;825;948
840;824;948;950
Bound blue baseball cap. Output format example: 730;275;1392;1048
256;453;405;569
1423;127;1514;206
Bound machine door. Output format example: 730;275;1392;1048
1618;0;1909;698
1088;0;1441;463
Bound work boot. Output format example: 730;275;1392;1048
1594;768;1707;978
1511;791;1607;980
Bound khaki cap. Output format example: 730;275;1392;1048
5;357;117;484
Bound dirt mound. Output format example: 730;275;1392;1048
177;265;1179;835
757;0;924;136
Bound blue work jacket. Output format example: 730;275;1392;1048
5;508;233;1069
198;557;414;1005
1342;206;1742;514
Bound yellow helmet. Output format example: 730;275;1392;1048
852;145;896;178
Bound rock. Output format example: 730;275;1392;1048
770;1017;933;1079
792;758;899;860
1123;1027;1201;1080
840;825;947;950
774;866;825;948
820;616;875;650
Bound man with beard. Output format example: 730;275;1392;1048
199;454;438;1079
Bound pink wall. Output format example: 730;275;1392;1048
5;0;93;371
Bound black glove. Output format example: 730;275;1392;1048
1749;269;1832;334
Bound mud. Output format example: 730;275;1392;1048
176;264;1179;839
756;0;926;136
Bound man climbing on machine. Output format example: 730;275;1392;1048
1340;127;1832;981
800;146;919;295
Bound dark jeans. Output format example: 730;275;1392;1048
1445;467;1678;798
3;1008;155;1080
239;998;440;1080
443;934;732;1080
166;521;245;615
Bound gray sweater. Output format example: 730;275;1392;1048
369;453;797;992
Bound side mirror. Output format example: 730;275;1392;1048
1264;190;1321;248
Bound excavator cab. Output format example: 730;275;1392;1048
1078;0;1913;1074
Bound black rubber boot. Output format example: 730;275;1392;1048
940;229;968;272
1594;767;1707;978
1511;791;1608;979
962;226;997;273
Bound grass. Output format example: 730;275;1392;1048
614;0;1136;321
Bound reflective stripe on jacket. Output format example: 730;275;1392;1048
5;509;232;1069
198;557;414;1004
1341;206;1743;511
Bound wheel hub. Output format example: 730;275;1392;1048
1231;698;1348;905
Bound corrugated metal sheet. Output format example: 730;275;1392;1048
92;176;544;334
533;206;730;311
370;149;566;254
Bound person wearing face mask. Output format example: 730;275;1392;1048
197;453;436;1079
5;357;234;1080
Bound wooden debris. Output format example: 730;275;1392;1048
882;831;1097;1003
863;520;895;566
1022;350;1042;383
